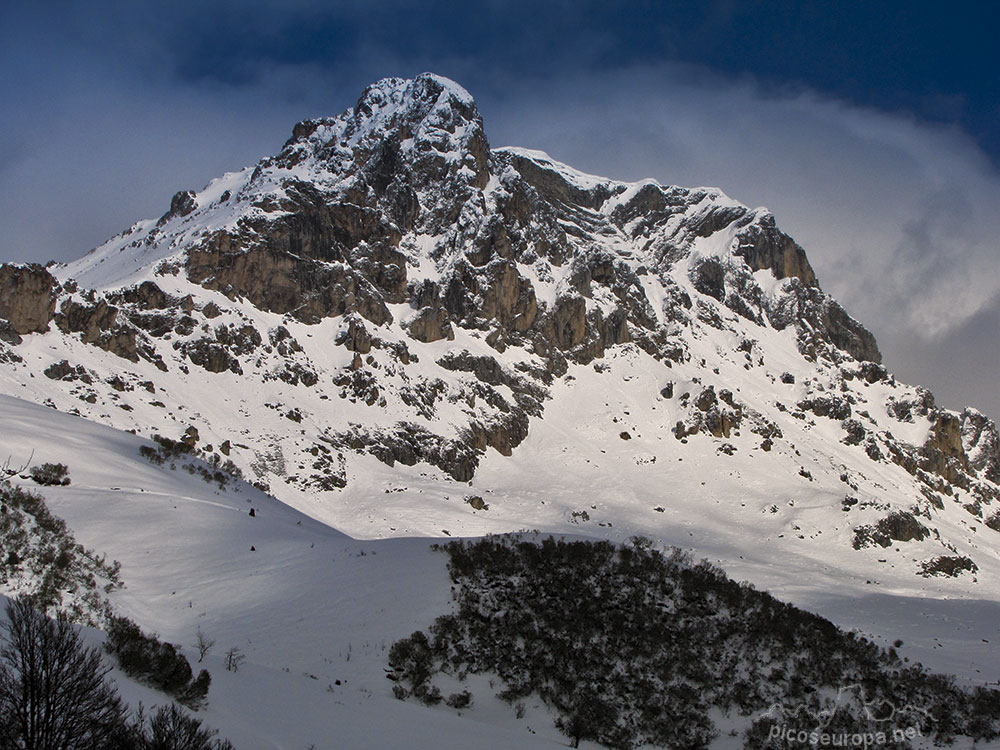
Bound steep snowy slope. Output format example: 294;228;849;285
1;392;999;749
0;393;584;748
0;73;998;711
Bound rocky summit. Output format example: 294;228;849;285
0;73;997;596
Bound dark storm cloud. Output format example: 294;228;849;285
0;1;996;416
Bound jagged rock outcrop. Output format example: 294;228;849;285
186;240;394;325
919;410;970;486
766;280;881;363
545;294;588;350
853;510;930;549
404;280;455;343
332;422;480;482
0;264;57;334
159;190;198;224
336;315;374;354
888;388;936;422
436;350;547;414
963;409;1000;484
733;212;817;286
111;280;183;311
54;298;141;362
0;320;21;346
798;394;852;421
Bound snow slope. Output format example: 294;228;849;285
1;393;998;748
0;394;578;748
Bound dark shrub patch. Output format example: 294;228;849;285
446;690;473;709
105;615;210;709
390;535;1000;749
30;462;71;486
0;480;121;619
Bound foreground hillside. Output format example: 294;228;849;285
2;394;1000;748
0;394;565;748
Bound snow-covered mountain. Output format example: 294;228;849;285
1;72;996;585
0;72;999;746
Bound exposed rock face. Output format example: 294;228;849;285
888;388;935;422
503;150;614;211
963;409;1000;484
0;320;22;346
0;264;57;334
926;411;966;461
331;422;480;482
920;555;977;577
56;298;119;341
546;295;588;350
766;280;881;363
405;305;454;343
44;360;91;382
159;190;198;225
337;315;373;354
919;410;969;485
814;296;882;363
733;212;817;287
841;418;866;445
436;350;546;415
159;73;882;377
187;241;394;326
112;280;177;310
854;511;930;549
690;258;727;302
479;261;538;332
798;395;852;421
402;280;454;343
54;298;140;362
680;386;742;439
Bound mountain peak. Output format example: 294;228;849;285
277;73;489;190
352;73;478;124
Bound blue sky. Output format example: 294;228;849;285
1;1;997;416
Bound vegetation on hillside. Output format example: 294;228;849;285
390;535;1000;749
0;596;232;749
0;476;216;716
0;479;121;623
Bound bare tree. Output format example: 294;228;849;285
224;647;245;673
195;627;215;664
132;703;234;750
118;702;234;750
2;450;33;477
0;596;126;749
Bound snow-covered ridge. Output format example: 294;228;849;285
60;75;771;291
495;146;620;193
497;145;753;215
